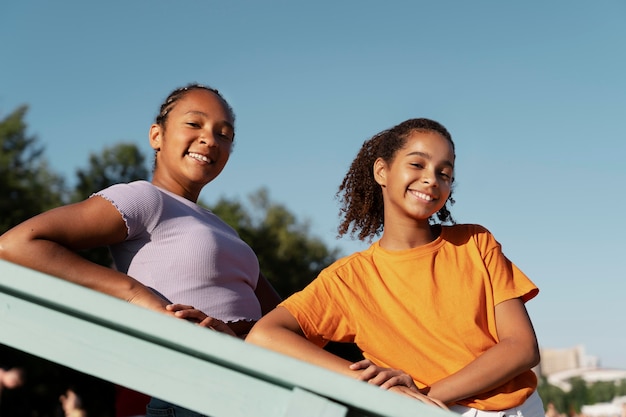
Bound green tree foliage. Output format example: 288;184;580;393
589;380;617;404
71;143;149;266
568;377;591;413
0;105;65;233
208;188;341;298
0;104;354;414
538;377;626;415
72;143;149;202
208;190;364;361
538;376;568;413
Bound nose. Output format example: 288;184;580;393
421;169;437;186
199;130;218;147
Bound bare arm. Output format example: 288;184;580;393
247;306;356;375
0;196;172;314
247;307;446;408
427;298;540;404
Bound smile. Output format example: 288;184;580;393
411;190;434;201
187;152;212;163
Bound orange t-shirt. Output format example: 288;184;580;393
281;224;538;410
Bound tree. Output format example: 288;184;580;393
0;105;65;233
538;376;568;413
72;143;149;202
208;189;362;361
589;380;617;404
208;188;341;298
71;143;150;266
567;377;591;414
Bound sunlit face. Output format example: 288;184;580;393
374;130;455;224
150;89;235;200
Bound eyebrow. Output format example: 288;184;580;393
406;151;455;168
185;111;234;131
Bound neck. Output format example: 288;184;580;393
379;220;438;251
151;175;201;203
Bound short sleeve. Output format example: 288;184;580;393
477;227;539;305
93;181;163;240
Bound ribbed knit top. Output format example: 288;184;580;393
94;181;261;322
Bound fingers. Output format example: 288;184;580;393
349;360;447;410
166;303;195;312
388;386;449;410
350;360;417;389
198;317;237;337
173;309;207;322
378;374;416;390
165;304;236;337
349;359;374;370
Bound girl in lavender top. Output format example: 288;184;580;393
0;84;281;416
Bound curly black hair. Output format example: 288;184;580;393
336;118;456;242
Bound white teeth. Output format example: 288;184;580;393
414;191;433;201
188;152;211;163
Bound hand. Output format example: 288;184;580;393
59;388;87;417
388;385;448;409
349;359;418;390
166;304;236;337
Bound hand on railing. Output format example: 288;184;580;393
166;303;237;337
349;359;448;409
387;385;448;409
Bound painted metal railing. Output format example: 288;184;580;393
0;260;453;417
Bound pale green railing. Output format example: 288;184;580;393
0;260;453;417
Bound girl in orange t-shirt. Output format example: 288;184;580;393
247;118;544;416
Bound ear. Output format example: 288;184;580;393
373;157;387;187
149;124;162;151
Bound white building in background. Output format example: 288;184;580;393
536;345;626;417
537;345;599;376
536;345;626;392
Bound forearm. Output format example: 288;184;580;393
428;339;539;404
247;319;356;378
0;234;168;312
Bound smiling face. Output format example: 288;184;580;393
149;88;235;201
374;129;455;228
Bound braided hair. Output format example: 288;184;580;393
336;118;456;242
155;83;235;128
152;83;236;170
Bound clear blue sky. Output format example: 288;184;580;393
2;1;625;370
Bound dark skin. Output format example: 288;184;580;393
247;131;540;407
0;88;281;337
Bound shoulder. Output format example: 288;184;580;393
443;223;490;234
441;223;500;251
92;181;164;231
95;180;159;198
94;181;163;206
318;244;376;279
442;223;493;239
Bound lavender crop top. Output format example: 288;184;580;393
94;181;261;322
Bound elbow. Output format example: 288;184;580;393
0;229;33;264
503;336;541;372
246;323;270;348
518;339;541;370
524;331;541;369
0;233;15;261
528;343;541;369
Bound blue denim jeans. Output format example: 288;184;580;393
146;397;210;417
